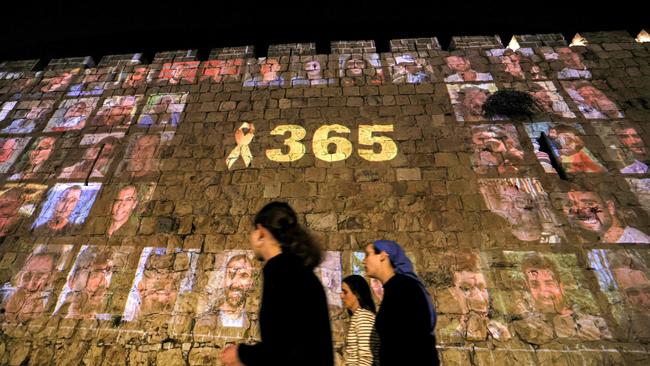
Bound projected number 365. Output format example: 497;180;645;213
227;124;397;169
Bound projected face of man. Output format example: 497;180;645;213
345;58;366;77
447;56;472;73
26;105;50;120
524;266;566;314
67;254;111;317
453;270;489;314
16;254;55;293
484;184;542;242
261;59;281;82
5;254;56;317
29;137;56;168
0;138;17;163
305;61;322;80
615;127;646;156
554;128;584;156
461;88;488;120
557;47;585;70
501;52;523;78
64;102;88;119
612;266;650;312
90;140;116;173
532;88;556;113
128;134;160;175
472;127;524;167
577;85;620;118
48;186;81;230
0;189;22;236
108;186;138;236
222;256;254;311
136;267;180;316
563;191;612;235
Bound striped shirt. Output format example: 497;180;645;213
343;308;380;366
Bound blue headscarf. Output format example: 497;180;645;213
373;240;436;332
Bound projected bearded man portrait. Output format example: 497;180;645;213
220;254;254;327
470;124;525;174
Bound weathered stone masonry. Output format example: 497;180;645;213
1;30;650;365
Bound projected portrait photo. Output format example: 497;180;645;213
8;136;58;181
0;244;73;322
527;81;576;118
488;251;610;344
103;183;156;237
137;93;187;128
31;182;101;236
290;58;335;86
0;101;16;121
556;188;650;243
541;47;591;79
200;59;244;83
593;121;648;174
89;95;142;129
562;81;624;119
485;48;545;80
0;183;47;237
67;69;106;97
38;68;80;94
58;132;124;180
243;57;285;87
589;249;650;341
121;66;154;89
431;250;511;342
1;100;55;134
158;61;199;85
315;251;343;309
116;132;174;180
387;54;434;84
0;137;30;173
469;124;525;174
478;178;564;243
625;178;650;217
447;83;500;122
338;53;384;87
44;97;99;132
193;250;260;338
52;245;131;320
444;55;493;83
122;247;199;322
101;65;133;90
0;74;39;97
524;122;606;174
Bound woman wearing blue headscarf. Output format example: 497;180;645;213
364;240;439;365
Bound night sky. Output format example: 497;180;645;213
1;1;647;63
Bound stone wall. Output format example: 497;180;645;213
1;30;650;365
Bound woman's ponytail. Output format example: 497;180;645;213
254;201;322;270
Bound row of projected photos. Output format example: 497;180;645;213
2;245;650;343
0;46;605;97
0;247;340;333
0;92;186;135
0;178;649;245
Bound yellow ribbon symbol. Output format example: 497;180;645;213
226;122;255;169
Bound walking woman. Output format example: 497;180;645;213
364;240;439;366
221;201;334;366
341;275;380;366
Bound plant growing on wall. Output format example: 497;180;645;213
483;89;540;119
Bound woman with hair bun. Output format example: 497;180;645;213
221;201;334;366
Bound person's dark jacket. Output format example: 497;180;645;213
375;273;439;366
238;252;334;366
